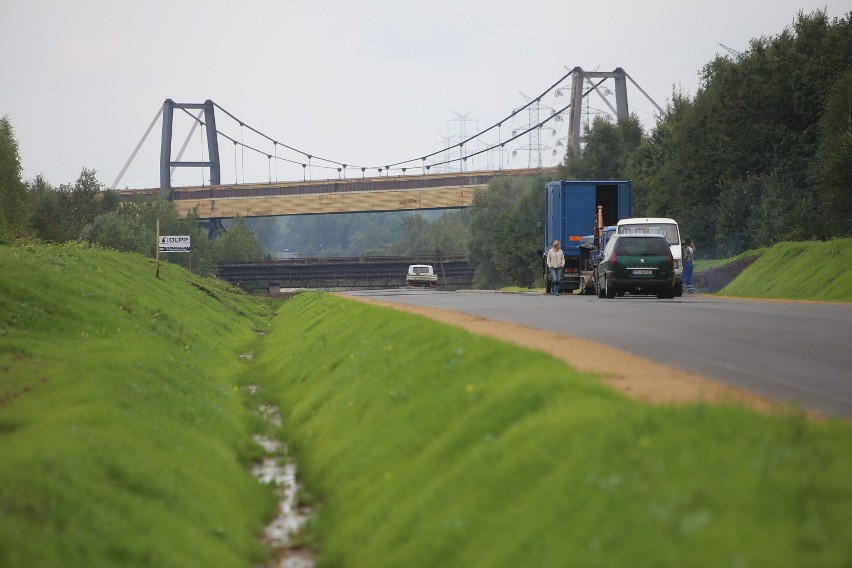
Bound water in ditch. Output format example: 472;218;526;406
245;384;314;568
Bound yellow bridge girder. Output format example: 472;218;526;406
171;184;481;218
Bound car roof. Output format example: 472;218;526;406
612;233;668;239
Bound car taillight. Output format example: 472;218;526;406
667;249;674;269
611;250;618;267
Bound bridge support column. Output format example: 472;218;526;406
568;68;630;155
159;99;221;198
198;217;225;240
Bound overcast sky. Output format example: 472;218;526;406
1;0;848;190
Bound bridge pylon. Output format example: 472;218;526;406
567;67;629;154
160;99;221;197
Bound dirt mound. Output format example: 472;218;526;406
695;255;760;293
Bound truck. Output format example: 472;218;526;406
544;180;633;293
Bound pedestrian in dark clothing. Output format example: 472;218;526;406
682;237;695;293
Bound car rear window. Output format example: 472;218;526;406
615;237;670;256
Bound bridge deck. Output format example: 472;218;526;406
117;167;558;218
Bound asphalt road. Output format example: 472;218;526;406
343;289;852;417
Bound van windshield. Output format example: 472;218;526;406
618;223;679;244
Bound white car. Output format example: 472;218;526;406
406;264;438;288
616;217;683;296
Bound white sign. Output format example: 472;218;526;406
159;235;191;253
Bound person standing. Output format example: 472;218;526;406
682;237;695;294
546;240;565;295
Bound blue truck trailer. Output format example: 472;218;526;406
544;180;632;293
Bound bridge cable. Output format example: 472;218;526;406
175;70;596;178
177;77;596;178
206;67;578;174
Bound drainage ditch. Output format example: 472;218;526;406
243;379;315;568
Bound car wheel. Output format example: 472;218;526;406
605;276;616;299
597;274;606;298
674;281;683;297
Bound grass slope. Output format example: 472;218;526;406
0;243;276;567
254;292;852;568
720;239;852;301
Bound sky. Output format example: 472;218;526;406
1;0;849;190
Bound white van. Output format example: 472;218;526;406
616;218;683;296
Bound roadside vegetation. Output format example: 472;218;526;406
718;238;852;302
4;243;851;566
0;243;277;567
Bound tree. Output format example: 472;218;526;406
395;214;431;255
27;175;67;242
428;211;468;255
815;70;852;236
0;115;29;239
714;175;762;256
55;168;119;239
212;216;265;263
82;198;218;276
561;114;644;180
467;175;547;288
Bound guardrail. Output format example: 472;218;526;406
216;255;475;291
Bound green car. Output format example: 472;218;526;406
595;234;675;299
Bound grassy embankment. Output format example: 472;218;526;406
3;242;852;567
0;243;277;567
715;238;852;302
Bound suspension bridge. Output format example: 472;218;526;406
114;66;661;220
